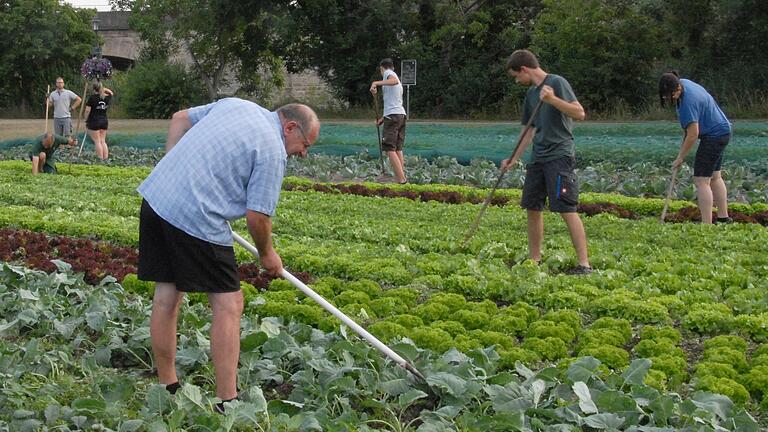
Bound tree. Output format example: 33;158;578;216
531;0;664;112
112;0;290;102
0;0;96;114
283;0;419;107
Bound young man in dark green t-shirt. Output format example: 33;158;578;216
500;49;592;275
29;133;75;174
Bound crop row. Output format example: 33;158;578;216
2;263;759;430
3;161;768;404
283;177;768;224
4;225;768;407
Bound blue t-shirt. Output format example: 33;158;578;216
676;79;731;138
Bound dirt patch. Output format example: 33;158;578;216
0;119;170;141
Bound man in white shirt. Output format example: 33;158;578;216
48;77;81;139
370;58;407;184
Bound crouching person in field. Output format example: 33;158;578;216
136;98;319;413
29;132;75;174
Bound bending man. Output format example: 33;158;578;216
659;71;732;224
137;98;319;411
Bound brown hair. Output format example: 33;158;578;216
658;71;680;107
506;50;539;72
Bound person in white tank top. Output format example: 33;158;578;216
370;58;407;183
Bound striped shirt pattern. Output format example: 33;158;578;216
138;98;287;246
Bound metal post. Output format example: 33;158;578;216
406;85;410;118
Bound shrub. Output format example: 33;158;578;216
121;273;153;297
577;345;629;369
639;326;681;345
121;60;206;119
695;376;750;405
522;337;568;361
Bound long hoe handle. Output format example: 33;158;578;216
660;165;680;223
461;98;545;247
232;230;426;382
44;85;50;134
373;94;385;173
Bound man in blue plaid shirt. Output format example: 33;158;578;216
137;98;319;410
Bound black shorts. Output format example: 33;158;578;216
86;119;108;130
138;199;240;292
381;114;406;152
693;134;730;177
521;156;579;213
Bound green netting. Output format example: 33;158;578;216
2;121;766;165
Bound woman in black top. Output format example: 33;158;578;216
84;81;114;160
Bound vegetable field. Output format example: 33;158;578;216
1;160;767;430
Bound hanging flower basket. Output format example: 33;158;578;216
81;57;113;80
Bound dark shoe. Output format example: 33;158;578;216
565;265;593;275
165;382;181;395
215;397;238;414
716;217;733;224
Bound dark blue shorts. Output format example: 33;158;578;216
694;134;730;177
521;156;579;213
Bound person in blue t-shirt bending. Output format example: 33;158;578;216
659;72;732;224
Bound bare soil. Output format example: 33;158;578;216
0;119;170;141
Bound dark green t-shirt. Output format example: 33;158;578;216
29;134;69;170
521;74;577;163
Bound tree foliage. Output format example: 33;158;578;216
0;0;96;114
531;0;663;111
112;0;289;102
119;60;206;119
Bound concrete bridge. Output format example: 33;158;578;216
94;11;334;106
95;11;140;70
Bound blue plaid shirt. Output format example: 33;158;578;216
138;98;287;246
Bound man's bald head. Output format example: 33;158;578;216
42;133;54;147
277;103;319;137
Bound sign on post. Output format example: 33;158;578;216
400;59;416;117
401;59;417;85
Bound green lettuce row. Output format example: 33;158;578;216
3;160;766;216
2;262;761;430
